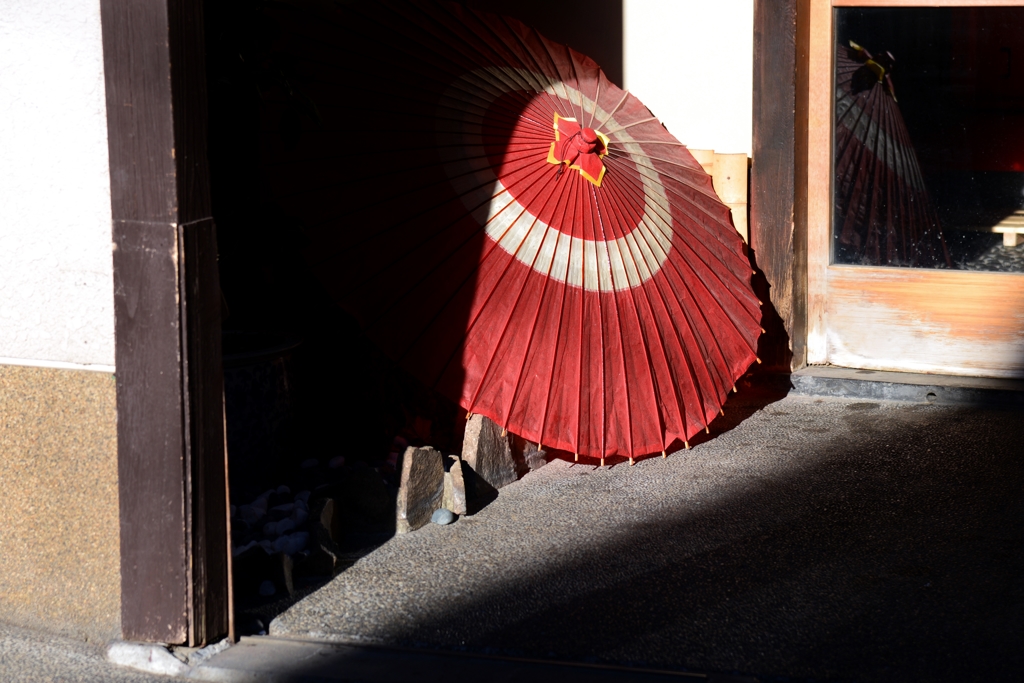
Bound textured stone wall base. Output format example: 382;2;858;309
0;364;120;640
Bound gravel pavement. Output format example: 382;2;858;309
271;392;1024;682
0;621;171;683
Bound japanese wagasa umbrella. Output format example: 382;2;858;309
834;40;950;267
262;0;762;462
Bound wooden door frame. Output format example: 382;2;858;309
100;0;231;645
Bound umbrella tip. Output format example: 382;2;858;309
501;427;507;437
629;456;635;466
662;450;667;459
758;300;763;306
466;412;473;420
756;357;762;364
684;440;690;450
705;425;710;434
574;452;579;462
733;385;738;393
600;457;605;467
720;407;725;416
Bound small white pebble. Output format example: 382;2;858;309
431;508;455;525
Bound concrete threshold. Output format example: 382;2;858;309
190;635;757;683
790;365;1024;407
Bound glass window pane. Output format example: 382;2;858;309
833;7;1024;271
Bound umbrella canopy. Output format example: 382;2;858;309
834;40;951;267
261;0;762;460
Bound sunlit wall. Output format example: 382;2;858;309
0;0;114;371
623;0;754;155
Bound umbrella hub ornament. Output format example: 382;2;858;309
849;40;897;100
547;113;609;187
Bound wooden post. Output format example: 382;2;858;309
101;0;229;646
750;0;802;371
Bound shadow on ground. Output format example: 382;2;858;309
269;395;1024;683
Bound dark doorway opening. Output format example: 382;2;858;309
203;0;625;635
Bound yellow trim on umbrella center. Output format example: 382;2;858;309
546;113;609;187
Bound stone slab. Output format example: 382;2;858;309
395;446;444;534
442;456;468;516
461;414;517;491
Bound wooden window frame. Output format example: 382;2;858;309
752;0;1024;376
803;0;1024;376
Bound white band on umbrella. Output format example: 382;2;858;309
436;67;673;293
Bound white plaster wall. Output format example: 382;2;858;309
0;0;114;371
623;0;754;156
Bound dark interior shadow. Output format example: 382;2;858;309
205;0;476;634
463;0;623;87
205;0;627;635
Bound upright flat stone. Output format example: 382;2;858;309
442;456;468;516
462;415;517;491
395;446;444;534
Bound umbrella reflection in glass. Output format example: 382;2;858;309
834;40;951;267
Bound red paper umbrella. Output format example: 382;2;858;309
261;1;762;460
834;40;951;267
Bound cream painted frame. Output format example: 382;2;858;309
803;0;1024;378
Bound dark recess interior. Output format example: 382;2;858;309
205;0;462;632
203;0;625;634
